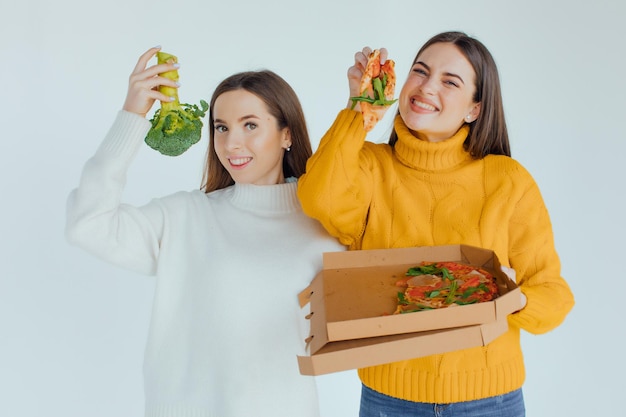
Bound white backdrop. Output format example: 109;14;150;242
2;0;625;416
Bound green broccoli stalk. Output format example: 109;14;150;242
144;51;209;156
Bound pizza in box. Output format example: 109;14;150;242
394;261;499;314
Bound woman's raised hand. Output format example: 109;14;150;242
122;46;180;118
346;46;389;109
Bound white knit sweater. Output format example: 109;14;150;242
65;111;345;417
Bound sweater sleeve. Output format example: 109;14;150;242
65;110;163;275
505;165;575;334
297;109;373;248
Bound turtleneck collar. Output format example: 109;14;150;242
393;115;473;171
228;179;300;214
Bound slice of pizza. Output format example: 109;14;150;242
350;49;397;132
393;261;499;314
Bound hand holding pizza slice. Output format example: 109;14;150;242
350;49;398;132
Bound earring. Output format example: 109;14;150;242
286;146;291;152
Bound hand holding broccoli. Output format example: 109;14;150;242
144;51;208;156
123;48;208;156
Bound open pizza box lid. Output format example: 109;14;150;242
297;245;521;374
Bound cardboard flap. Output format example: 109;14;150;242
461;245;497;268
494;287;522;319
479;317;509;344
298;273;331;354
298;271;325;308
298;284;313;308
322;245;463;269
297;323;490;376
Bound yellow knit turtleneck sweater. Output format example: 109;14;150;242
298;109;574;403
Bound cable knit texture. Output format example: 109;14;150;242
297;109;574;403
66;111;346;417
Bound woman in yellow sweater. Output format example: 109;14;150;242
298;31;574;416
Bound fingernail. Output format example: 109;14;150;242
153;45;161;49
173;63;180;68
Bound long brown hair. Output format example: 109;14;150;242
390;31;510;158
201;70;313;193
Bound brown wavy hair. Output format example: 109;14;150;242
389;31;510;158
201;70;312;193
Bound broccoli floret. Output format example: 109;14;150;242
144;52;209;157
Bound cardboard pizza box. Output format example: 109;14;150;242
297;244;521;375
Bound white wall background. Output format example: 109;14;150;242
2;0;624;416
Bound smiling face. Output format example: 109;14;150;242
399;42;481;142
213;89;291;185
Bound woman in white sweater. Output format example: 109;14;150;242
65;47;345;417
